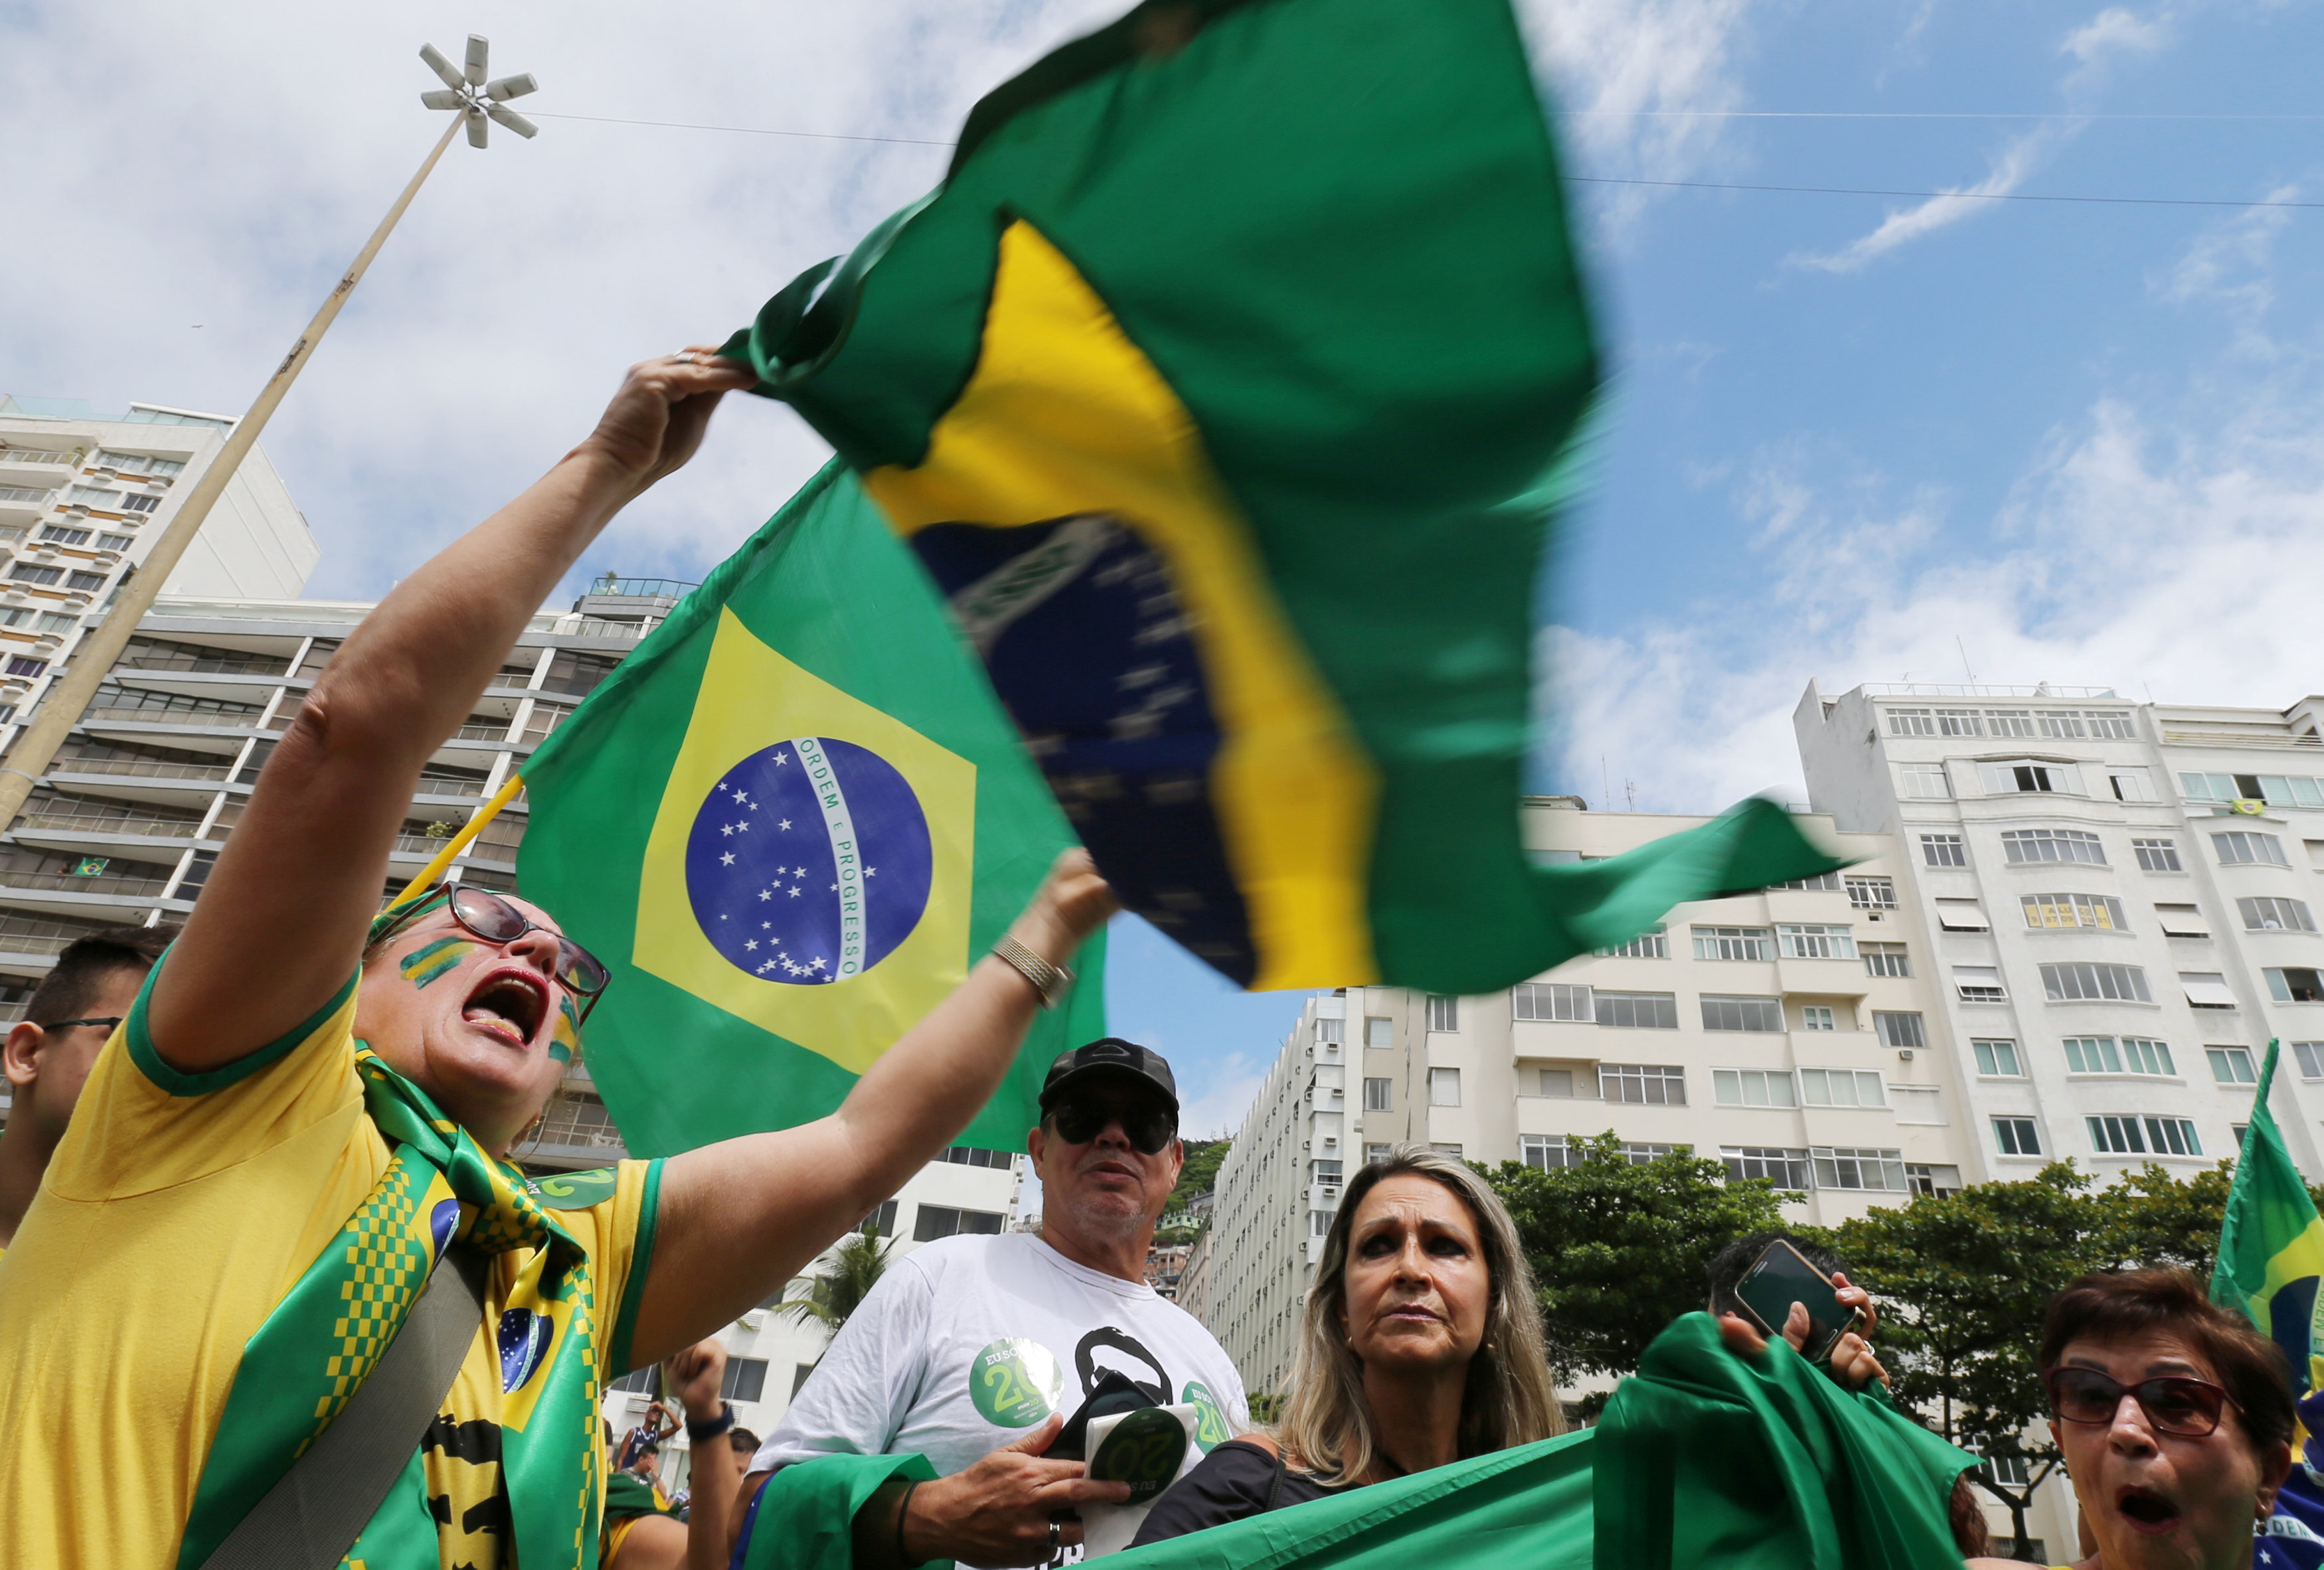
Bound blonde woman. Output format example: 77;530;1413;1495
1132;1146;1563;1542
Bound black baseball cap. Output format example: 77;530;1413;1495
1039;1038;1179;1117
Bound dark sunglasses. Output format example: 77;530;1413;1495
1048;1097;1177;1155
373;882;610;1022
2045;1365;2236;1439
40;1016;122;1034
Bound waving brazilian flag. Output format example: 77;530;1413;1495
723;0;1841;993
517;463;1104;1156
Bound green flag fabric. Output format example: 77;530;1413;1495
518;462;1105;1157
2212;1040;2324;1397
722;0;1843;994
736;1316;1975;1570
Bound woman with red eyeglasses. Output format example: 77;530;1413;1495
1968;1267;2294;1570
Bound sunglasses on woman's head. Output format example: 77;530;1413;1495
2045;1364;2234;1438
373;882;610;1022
1048;1098;1177;1154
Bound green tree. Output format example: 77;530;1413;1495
770;1224;896;1337
1486;1133;1789;1403
1171;1138;1228;1213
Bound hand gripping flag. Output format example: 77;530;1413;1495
722;0;1842;993
517;463;1105;1156
2212;1041;2324;1567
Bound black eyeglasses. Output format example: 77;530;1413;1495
1048;1098;1177;1154
373;882;610;1022
2045;1365;2236;1439
39;1016;122;1034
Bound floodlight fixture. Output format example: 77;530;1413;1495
416;35;541;150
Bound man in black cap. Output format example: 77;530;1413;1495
733;1038;1248;1569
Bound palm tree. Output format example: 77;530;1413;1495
769;1224;896;1336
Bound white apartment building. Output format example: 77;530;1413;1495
1796;682;2324;1184
1193;797;1970;1398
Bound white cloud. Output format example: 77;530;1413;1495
2064;7;2171;65
1548;353;2324;813
1792;121;2066;274
1175;1052;1268;1142
2155;185;2299;326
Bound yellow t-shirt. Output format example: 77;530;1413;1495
0;964;659;1568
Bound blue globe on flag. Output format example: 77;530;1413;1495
684;738;935;984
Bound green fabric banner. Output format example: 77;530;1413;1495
519;463;1106;1158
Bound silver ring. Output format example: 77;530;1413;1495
672;350;699;365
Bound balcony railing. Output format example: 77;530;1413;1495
0;449;76;468
15;811;203;840
82;705;266;728
416;777;487;799
450;723;513;744
564;617;653;641
49;756;233;783
120;652;290;677
0;931;76;956
0;869;173;898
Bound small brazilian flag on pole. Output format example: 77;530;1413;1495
518;463;1104;1156
723;0;1841;994
2213;1040;2324;1397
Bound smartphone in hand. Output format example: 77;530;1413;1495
1734;1240;1865;1364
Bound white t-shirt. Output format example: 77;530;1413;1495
751;1231;1249;1487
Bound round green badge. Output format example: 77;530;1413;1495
969;1338;1066;1428
1090;1406;1189;1503
1181;1380;1230;1453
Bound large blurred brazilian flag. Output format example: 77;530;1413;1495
518;464;1104;1156
723;0;1841;993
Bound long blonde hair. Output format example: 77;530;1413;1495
1274;1144;1562;1483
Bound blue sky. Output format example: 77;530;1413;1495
9;0;2324;1137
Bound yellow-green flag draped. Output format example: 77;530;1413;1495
2212;1040;2324;1397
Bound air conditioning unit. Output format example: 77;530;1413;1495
1896;1048;1914;1061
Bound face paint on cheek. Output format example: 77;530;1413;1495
549;995;580;1065
400;937;481;990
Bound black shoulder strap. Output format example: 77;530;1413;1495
1264;1447;1288;1514
199;1244;489;1570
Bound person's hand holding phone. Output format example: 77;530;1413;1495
1823;1271;1888;1391
1716;1246;1889;1392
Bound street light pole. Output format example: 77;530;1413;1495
0;39;539;830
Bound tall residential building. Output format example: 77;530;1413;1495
1797;682;2324;1182
1194;797;1967;1398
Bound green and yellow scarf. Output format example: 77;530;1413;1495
175;1051;622;1569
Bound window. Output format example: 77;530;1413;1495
37;525;90;546
1693;926;1774;961
1426;995;1459;1032
1701;995;1784;1033
2040;963;2152;1003
1513;982;1594;1022
1993;1117;2042;1156
2270;969;2324;1004
853;1200;899;1236
1714;1069;1797;1108
2155;904;2209;937
1428;1143;1465;1160
1313;1016;1343;1044
2240;897;2317;933
1723;1147;1811;1189
1772;873;1841;892
120;493;161;514
913;1205;1005;1242
1520;1134;1582;1170
1600;924;1669;959
3;656;45;678
2088;1115;2202;1158
1365;1142;1394;1165
1973;1039;2023;1077
1428;1067;1461;1107
2180;973;2238;1010
1595;991;1678;1029
1886;708;1938;736
65;570;106;593
1615;1142;1684;1164
64;485;120;507
2295;1042;2324;1079
1363;1077;1393;1112
10;564;61;586
1985;709;2036;738
2214;832;2291;868
2065;1036;2176;1075
2207;1046;2258;1085
2038;710;2090;740
1800;1004;1836;1031
1897;763;1951;799
1536;1069;1574;1097
1980;761;2081;795
2108;769;2155;803
2123;1038;2175;1075
1936;708;1983;737
1874;1012;1928;1049
2133;838;2183;873
1312;1210;1332;1235
938;1146;1016;1169
1935;899;1989;931
721;1357;770;1403
1813;1146;1908;1192
1364;1017;1393;1049
1843;877;1897;909
1908;1163;1963;1196
97;533;131;551
1863;942;1911;977
1920;832;1967;868
2022;892;2127;931
2002;828;2108;866
1799;1068;1885;1107
1600;1063;1686;1105
1779;923;1857;959
2087;712;2137;740
1954;965;2007;1002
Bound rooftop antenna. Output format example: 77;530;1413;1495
1955;636;1975;683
